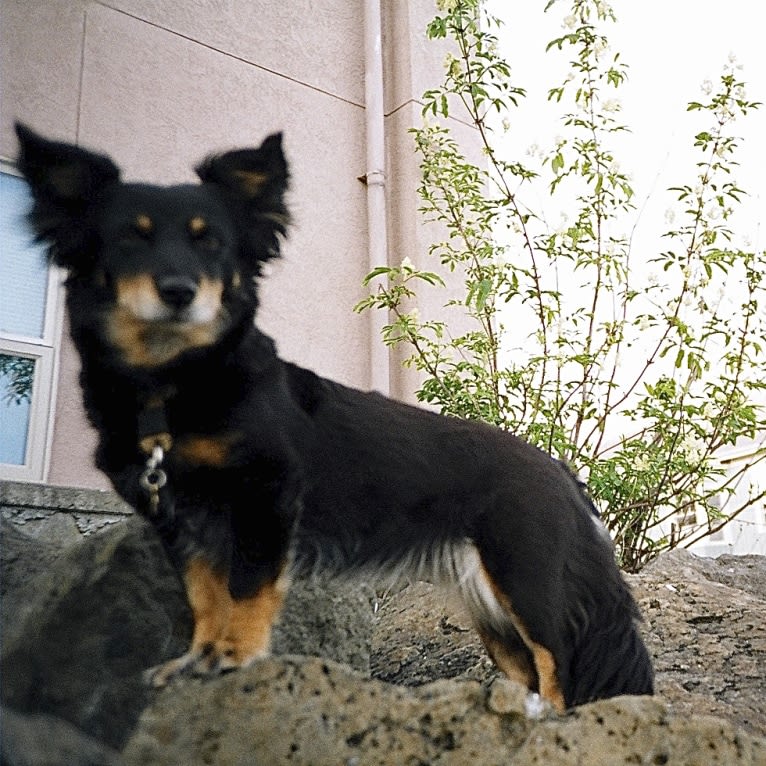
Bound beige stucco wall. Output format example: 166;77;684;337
1;0;476;488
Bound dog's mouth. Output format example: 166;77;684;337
106;275;229;367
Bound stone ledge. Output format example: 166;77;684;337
0;479;132;516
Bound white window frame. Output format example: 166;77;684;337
0;161;64;482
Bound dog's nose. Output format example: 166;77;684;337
157;276;198;309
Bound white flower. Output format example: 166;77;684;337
400;257;415;272
664;208;676;226
714;144;728;158
602;98;621;113
701;79;713;96
634;455;651;472
680;438;704;464
502;118;511;133
408;307;420;322
563;14;577;29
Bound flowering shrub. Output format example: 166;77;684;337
357;0;766;569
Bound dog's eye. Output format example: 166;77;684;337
188;216;222;252
118;227;151;247
193;231;222;252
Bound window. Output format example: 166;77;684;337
0;166;61;481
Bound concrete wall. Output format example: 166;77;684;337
1;0;477;489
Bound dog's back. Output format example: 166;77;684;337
285;368;653;707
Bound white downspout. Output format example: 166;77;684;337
363;0;390;395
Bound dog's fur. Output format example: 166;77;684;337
16;124;653;710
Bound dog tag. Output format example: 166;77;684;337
139;445;167;515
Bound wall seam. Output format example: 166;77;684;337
90;0;365;110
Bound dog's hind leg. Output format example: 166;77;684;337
475;623;537;692
480;570;567;712
453;541;568;711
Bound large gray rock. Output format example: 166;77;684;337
1;516;188;750
1;514;764;764
0;515;372;754
122;659;764;766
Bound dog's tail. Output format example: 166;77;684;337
565;581;655;706
558;472;655;706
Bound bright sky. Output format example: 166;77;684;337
486;0;765;252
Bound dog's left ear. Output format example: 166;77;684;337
196;133;289;264
15;123;121;272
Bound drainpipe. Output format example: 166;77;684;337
363;0;390;395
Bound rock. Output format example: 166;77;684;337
122;657;527;766
370;581;494;686
1;516;765;764
273;577;373;675
121;659;765;766
0;707;122;766
514;695;765;765
632;549;766;737
0;519;69;640
0;515;372;752
1;516;188;750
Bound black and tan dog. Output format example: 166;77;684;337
15;124;653;710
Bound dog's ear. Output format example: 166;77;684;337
15;123;120;271
195;133;289;265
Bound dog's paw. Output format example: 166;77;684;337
144;650;202;688
144;641;268;687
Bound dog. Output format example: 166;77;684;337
15;123;653;711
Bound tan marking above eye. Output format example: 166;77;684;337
134;214;153;235
188;216;208;236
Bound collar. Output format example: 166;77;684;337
137;386;176;456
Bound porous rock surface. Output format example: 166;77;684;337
1;515;764;765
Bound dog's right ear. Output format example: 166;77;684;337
195;133;290;266
15;123;120;271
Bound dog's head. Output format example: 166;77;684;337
15;123;289;368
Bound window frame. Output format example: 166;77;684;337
0;161;64;482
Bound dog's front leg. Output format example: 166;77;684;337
146;555;232;687
147;476;299;687
146;552;291;687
